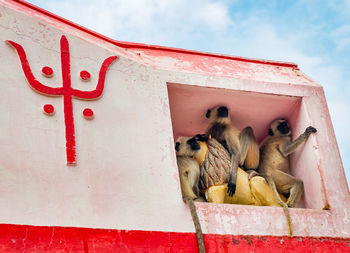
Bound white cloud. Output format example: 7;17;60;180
195;2;231;29
40;0;231;45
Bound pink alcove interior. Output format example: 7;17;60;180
167;82;325;210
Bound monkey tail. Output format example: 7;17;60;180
239;126;255;165
183;197;206;253
281;203;293;237
266;177;294;236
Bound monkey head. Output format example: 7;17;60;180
175;135;209;165
268;119;291;137
205;106;230;124
175;136;201;157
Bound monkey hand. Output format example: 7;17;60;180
305;126;317;134
227;181;236;197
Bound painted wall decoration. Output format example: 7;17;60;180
6;35;118;166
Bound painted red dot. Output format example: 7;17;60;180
80;70;91;81
83;108;94;119
42;66;53;77
43;104;54;115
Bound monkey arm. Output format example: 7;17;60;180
279;133;307;157
279;126;317;157
223;134;240;197
227;152;239;197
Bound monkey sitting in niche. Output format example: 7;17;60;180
259;119;317;236
176;134;286;206
175;136;205;202
259;119;317;207
205;106;260;197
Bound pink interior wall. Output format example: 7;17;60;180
168;82;325;209
289;100;325;209
167;83;300;142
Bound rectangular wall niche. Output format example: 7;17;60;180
167;82;325;210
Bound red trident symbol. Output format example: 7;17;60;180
7;35;118;165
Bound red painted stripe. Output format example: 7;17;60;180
0;224;349;252
60;35;76;165
71;56;117;99
7;0;298;69
6;40;63;95
7;34;117;165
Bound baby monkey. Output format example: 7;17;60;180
259;119;317;208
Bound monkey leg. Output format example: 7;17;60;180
179;170;198;200
227;153;239;197
272;170;304;208
250;176;284;206
286;179;304;208
205;185;227;203
239;127;260;170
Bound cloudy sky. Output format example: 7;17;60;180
29;0;350;185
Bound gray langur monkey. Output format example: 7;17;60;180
205;106;260;197
259;119;317;236
175;136;203;201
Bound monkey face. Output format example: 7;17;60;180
205;106;230;123
175;136;201;156
269;119;291;137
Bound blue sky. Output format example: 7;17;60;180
29;0;350;185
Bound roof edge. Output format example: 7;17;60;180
8;0;299;69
